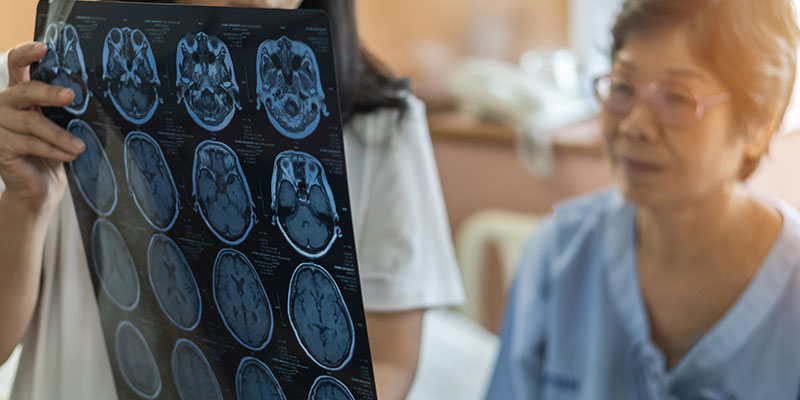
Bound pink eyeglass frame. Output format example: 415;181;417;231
593;73;731;125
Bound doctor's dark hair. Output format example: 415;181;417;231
119;0;409;124
299;0;409;123
610;0;800;179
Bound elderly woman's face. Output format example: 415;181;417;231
176;0;302;8
602;25;746;207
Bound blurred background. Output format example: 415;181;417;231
3;0;800;398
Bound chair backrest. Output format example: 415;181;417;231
455;209;540;329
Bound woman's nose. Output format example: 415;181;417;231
617;100;659;142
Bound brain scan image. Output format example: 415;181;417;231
308;376;355;400
213;248;273;351
256;36;329;139
192;140;256;245
171;338;222;400
177;32;241;131
91;219;140;311
39;22;90;115
67;119;118;216
102;27;161;125
124;131;180;231
288;263;354;370
271;150;340;258
235;356;286;400
148;234;202;331
115;321;161;399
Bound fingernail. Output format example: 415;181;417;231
60;88;72;98
71;138;84;151
34;42;46;51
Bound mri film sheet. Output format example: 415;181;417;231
33;2;377;399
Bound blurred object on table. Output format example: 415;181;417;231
448;50;598;178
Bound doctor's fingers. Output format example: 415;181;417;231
0;108;84;158
6;41;48;86
0;80;74;110
0;131;79;163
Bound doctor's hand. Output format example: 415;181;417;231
0;41;84;211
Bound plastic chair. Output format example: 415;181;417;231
455;209;540;328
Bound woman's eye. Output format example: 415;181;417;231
665;91;694;105
610;82;635;97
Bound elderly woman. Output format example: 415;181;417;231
486;0;800;398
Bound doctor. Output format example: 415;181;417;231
0;1;464;399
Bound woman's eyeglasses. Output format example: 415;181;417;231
593;73;731;127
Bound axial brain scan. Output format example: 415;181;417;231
67;119;118;216
115;321;162;399
271;150;340;258
92;219;140;311
148;234;202;331
102;27;161;124
235;356;286;400
288;263;354;370
308;376;355;400
125;131;180;231
192;140;256;245
256;36;328;139
213;248;273;351
39;22;90;115
171;338;223;400
177;32;241;131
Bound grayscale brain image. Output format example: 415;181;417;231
171;338;223;400
91;218;140;312
213;248;273;351
124;131;180;231
102;27;161;125
192;140;256;245
271;150;340;258
176;32;241;131
235;356;286;400
147;234;202;331
256;36;329;139
115;321;162;399
288;263;354;370
308;376;355;400
67;119;118;216
39;22;90;115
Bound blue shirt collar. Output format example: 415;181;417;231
602;190;798;384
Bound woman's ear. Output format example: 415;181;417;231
738;106;780;180
743;106;780;159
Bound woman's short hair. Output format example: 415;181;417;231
610;0;800;179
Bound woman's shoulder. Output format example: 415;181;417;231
769;198;800;258
546;187;630;245
517;187;632;279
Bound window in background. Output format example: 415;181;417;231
568;0;625;96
